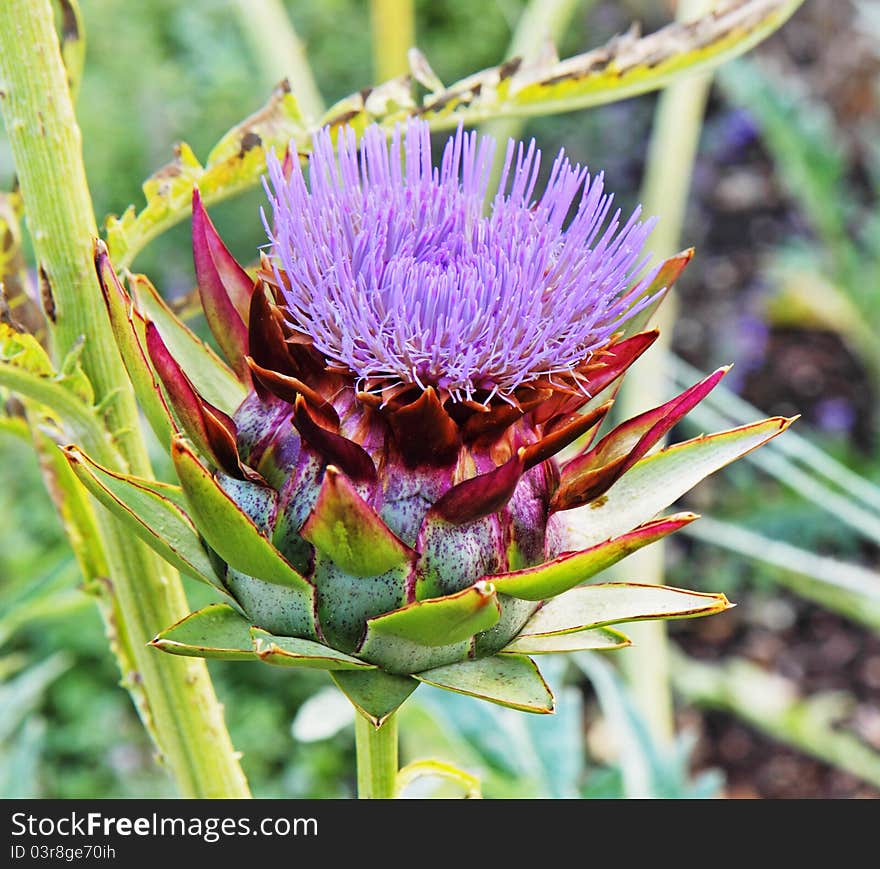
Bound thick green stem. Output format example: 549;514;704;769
232;0;324;122
355;711;399;799
612;0;716;746
370;0;414;83
0;0;250;797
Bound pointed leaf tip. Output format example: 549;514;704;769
558;415;794;550
532;330;658;427
524;398;613;469
63;444;237;601
386;386;461;466
191;187;251;378
251;628;375;670
361;580;500;647
518;582;732;638
151;604;257;660
292;395;377;484
432;448;526;525
301;465;414;576
331;669;419;726
246;355;339;428
555;366;732;512
504;626;632;654
492;512;699;600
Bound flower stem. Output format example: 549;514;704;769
0;0;250;797
355;711;399;799
369;0;415;83
231;0;324;123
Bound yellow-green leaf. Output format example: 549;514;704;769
108;83;307;269
410;0;805;130
151;604;257;661
105;1;804;270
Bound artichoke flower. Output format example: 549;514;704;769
72;121;791;724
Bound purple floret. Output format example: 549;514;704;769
263;119;658;403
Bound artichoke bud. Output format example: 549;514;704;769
86;120;791;720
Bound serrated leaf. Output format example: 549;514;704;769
151;604;256;660
415;654;555;714
251;628;375;670
0;321;54;378
624;249;694;335
492;513;699;601
518;583;731;638
129;273;245;415
56;337;95;405
504;626;631;654
0;323;99;439
317;74;416;138
55;0;85;103
331;669;419;726
406;0;805;130
0;413;29;440
0;190;43;339
557;417;794;550
108;83;308;269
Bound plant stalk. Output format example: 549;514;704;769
355;711;399;799
370;0;415;83
612;0;716;745
232;0;324;122
0;0;250;797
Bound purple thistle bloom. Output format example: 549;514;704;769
263;120;658;403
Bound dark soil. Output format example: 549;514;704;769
656;0;880;798
673;596;880;799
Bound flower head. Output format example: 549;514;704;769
87;120;791;726
264;120;657;403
